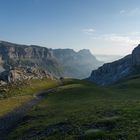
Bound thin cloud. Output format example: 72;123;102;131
120;8;140;16
82;28;95;35
103;34;139;46
92;33;140;47
120;10;126;14
129;31;140;35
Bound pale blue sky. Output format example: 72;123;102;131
0;0;140;55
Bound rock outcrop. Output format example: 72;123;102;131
88;44;140;85
0;67;53;84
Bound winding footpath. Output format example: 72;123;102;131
0;88;57;140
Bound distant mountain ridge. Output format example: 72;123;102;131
95;54;123;63
52;48;103;78
0;41;102;83
88;44;140;85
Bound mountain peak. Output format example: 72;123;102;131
78;49;91;55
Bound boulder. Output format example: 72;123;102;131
0;67;53;84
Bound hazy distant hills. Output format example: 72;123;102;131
88;44;140;85
95;54;123;63
52;49;103;78
0;41;102;83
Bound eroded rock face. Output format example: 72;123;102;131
88;44;140;85
0;56;5;73
0;67;53;84
0;40;102;83
132;44;140;66
0;42;52;59
0;41;61;77
0;41;58;84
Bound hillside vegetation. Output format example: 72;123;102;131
0;79;59;117
8;77;140;140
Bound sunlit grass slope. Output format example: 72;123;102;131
0;79;59;117
9;77;140;140
0;96;32;117
0;79;59;98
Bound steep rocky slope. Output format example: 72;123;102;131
0;67;53;85
88;44;140;85
52;49;103;78
0;41;61;76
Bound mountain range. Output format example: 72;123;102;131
0;41;102;83
53;48;102;78
2;40;140;86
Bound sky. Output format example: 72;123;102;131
0;0;140;55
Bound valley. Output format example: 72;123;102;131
3;77;140;140
1;41;140;140
1;0;140;139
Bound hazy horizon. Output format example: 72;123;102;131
1;0;140;55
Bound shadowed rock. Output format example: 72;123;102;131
88;44;140;85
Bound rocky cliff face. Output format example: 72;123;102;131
52;49;103;79
0;41;61;76
132;45;140;66
0;41;102;84
0;41;61;84
88;44;140;85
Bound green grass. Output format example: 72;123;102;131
0;95;32;117
0;79;59;98
8;77;140;140
0;78;59;117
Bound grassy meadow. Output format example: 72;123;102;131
7;77;140;140
0;79;59;117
